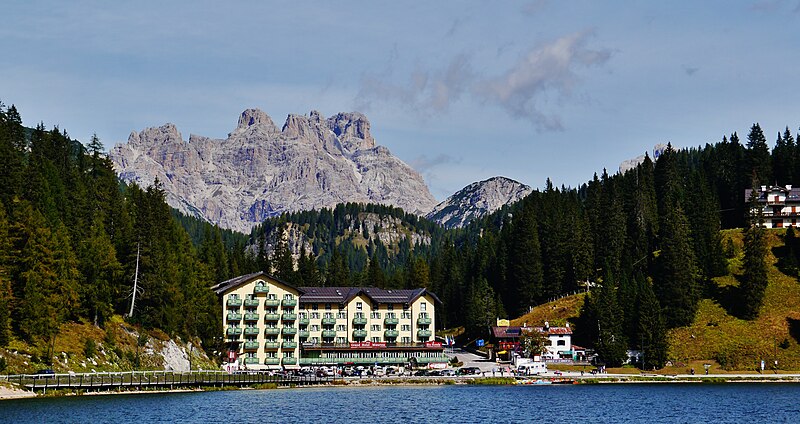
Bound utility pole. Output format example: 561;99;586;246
128;243;140;318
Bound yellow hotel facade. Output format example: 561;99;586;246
211;271;447;370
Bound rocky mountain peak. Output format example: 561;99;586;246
109;108;437;233
327;112;375;152
231;108;278;137
128;123;183;147
427;176;532;228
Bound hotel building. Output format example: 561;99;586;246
745;185;800;228
211;271;447;370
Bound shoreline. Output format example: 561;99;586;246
5;374;800;400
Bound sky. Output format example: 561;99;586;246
2;1;800;200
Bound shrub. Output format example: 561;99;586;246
84;339;97;358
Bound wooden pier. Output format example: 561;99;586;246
0;370;333;392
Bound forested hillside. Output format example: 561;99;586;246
0;102;236;364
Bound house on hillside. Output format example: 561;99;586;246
489;320;574;362
745;184;800;228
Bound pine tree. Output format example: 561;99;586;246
79;216;122;327
367;253;387;288
508;199;543;315
747;123;772;184
636;278;668;370
772;128;794;184
593;275;627;367
740;185;768;319
0;200;12;346
654;203;700;328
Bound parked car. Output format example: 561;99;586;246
456;367;481;376
413;370;429;376
427;370;443;376
440;369;456;376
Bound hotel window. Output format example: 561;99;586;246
401;337;411;343
371;325;381;331
371;337;380;343
557;340;566;346
337;312;347;319
357;302;363;310
324;312;333;319
284;294;294;300
401;325;411;331
230;294;239;299
311;325;320;332
371;312;381;319
401;311;411;319
336;337;346;344
387;312;396;319
312;304;318;310
325;303;332;310
337;325;346;331
387;304;394;311
310;312;320;319
299;312;307;319
283;351;294;358
311;337;319;344
355;312;364;319
268;293;276;299
420;303;426;311
266;352;277;358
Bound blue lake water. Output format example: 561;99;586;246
1;384;799;423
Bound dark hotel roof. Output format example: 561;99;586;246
212;271;441;305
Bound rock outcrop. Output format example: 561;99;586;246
426;176;532;228
110;109;437;233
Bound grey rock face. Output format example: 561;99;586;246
426;176;532;228
109;109;437;233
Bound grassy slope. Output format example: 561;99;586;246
512;229;800;371
668;229;800;370
1;315;216;374
510;293;586;328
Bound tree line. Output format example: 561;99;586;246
0;101;225;362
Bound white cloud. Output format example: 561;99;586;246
356;30;611;132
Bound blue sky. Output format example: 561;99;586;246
2;1;800;200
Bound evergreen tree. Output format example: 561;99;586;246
79;216;122;327
636;278;668;369
740;185;768;319
653;203;700;328
0;200;12;346
367;253;387;288
746;123;772;184
772;128;794;184
508;199;543;315
593;276;627;367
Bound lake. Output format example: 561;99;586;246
1;383;798;423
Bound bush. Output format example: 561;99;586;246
84;339;97;358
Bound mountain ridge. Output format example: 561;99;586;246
109;109;437;233
426;176;533;228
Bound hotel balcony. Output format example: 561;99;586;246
298;330;310;338
264;342;280;350
384;317;399;326
243;298;259;308
417;329;432;338
417;317;432;325
254;284;269;294
264;358;281;365
243;357;259;365
282;358;297;365
243;341;259;350
282;341;298;349
353;317;368;326
243;327;260;336
264;313;281;321
264;327;280;336
282;299;297;307
322;317;337;325
226;327;242;336
226;312;242;321
282;327;297;335
264;299;281;307
322;330;337;338
226;298;242;307
244;313;259;321
299;317;310;326
384;330;399;338
353;329;368;339
282;313;297;321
